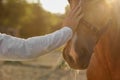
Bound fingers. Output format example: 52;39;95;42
70;0;82;18
63;0;83;29
78;13;84;22
75;7;82;17
71;1;82;15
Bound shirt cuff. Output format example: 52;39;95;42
62;26;73;35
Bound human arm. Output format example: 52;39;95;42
0;1;83;61
0;27;72;61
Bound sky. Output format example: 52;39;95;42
27;0;69;14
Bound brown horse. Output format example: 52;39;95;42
63;0;120;80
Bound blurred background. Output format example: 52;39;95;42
0;0;87;80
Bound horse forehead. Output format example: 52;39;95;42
69;0;111;28
68;0;106;4
83;1;111;28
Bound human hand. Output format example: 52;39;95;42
63;0;83;31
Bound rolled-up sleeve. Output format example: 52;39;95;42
0;27;72;61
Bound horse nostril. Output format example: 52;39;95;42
76;48;91;69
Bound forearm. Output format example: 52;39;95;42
0;27;72;61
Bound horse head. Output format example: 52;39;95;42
63;0;112;70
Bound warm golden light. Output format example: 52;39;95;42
27;0;69;14
106;0;114;5
40;0;68;14
105;0;115;8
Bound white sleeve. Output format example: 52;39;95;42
0;27;73;61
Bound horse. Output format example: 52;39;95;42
63;0;120;80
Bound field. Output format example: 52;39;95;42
0;51;87;80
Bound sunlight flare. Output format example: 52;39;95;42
106;0;115;5
40;0;69;14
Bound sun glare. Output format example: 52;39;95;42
40;0;69;14
106;0;114;5
27;0;69;14
105;0;115;8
